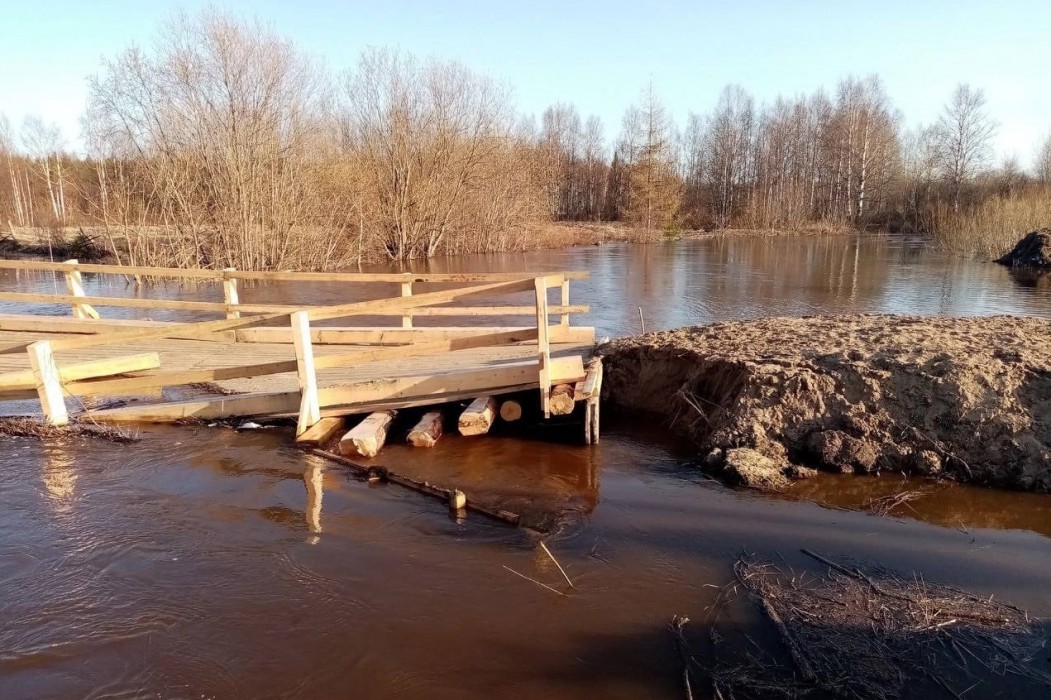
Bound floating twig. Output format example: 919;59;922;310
502;565;567;597
539;541;574;588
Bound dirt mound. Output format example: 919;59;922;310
996;228;1051;268
599;315;1051;492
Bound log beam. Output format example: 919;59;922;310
339;410;396;458
459;396;498;436
407;411;443;447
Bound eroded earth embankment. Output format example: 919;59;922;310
599;315;1051;492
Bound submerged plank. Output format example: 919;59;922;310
295;416;346;446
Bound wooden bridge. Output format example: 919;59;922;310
0;259;602;453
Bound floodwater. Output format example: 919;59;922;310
2;235;1050;699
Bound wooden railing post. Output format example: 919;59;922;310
62;259;99;320
534;276;552;418
222;268;240;319
560;277;570;328
400;279;413;328
291;311;320;435
28;340;69;426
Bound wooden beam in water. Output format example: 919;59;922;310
292;311;320;436
407;411;443;447
63;259;100;319
339;411;396;458
295;416;346;446
459;396;498;436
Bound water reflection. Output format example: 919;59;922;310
3;236;1049;337
41;443;77;512
304;460;323;542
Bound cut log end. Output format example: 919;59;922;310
459;396;498;436
498;399;522;423
339;410;397;458
408;411;444;448
549;384;576;416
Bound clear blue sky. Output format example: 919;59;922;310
2;0;1049;166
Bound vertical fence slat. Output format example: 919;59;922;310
292;311;320;435
28;340;69;426
62;259;99;320
401;280;413;328
534;276;551;418
560;278;570;327
223;268;240;319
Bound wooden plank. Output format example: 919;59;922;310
339;411;396;458
0;352;161;393
317;355;585;409
0;291;293;314
407;411;443;447
458;396;498;436
560;278;571;327
295;416;346;445
233;325;594;345
0;314;237;342
50;327;540;399
292;311;320;436
83;356;587;424
27;341;68;425
400;281;413;328
534;277;552;418
85;390;302;422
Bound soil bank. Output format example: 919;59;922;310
599;315;1051;492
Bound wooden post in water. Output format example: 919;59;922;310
291;311;320;436
27;340;69;426
62;259;99;320
400;280;413;328
534;276;552;418
222;268;240;319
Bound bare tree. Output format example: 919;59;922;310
86;9;332;269
20;115;67;225
933;84;996;213
1035;133;1051;184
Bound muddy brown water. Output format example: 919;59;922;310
2;235;1051;699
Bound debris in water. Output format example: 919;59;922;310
236;421;264;431
689;551;1051;700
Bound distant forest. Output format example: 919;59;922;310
2;10;1049;268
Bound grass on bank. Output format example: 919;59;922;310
931;187;1051;259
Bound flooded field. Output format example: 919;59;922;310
2;235;1050;699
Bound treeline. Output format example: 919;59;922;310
1;9;1049;269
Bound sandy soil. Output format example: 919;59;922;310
599;315;1051;492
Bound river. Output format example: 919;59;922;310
1;235;1049;699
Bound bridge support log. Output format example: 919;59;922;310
459;396;497;436
340;410;396;458
499;399;522;423
549;384;575;416
408;411;443;447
